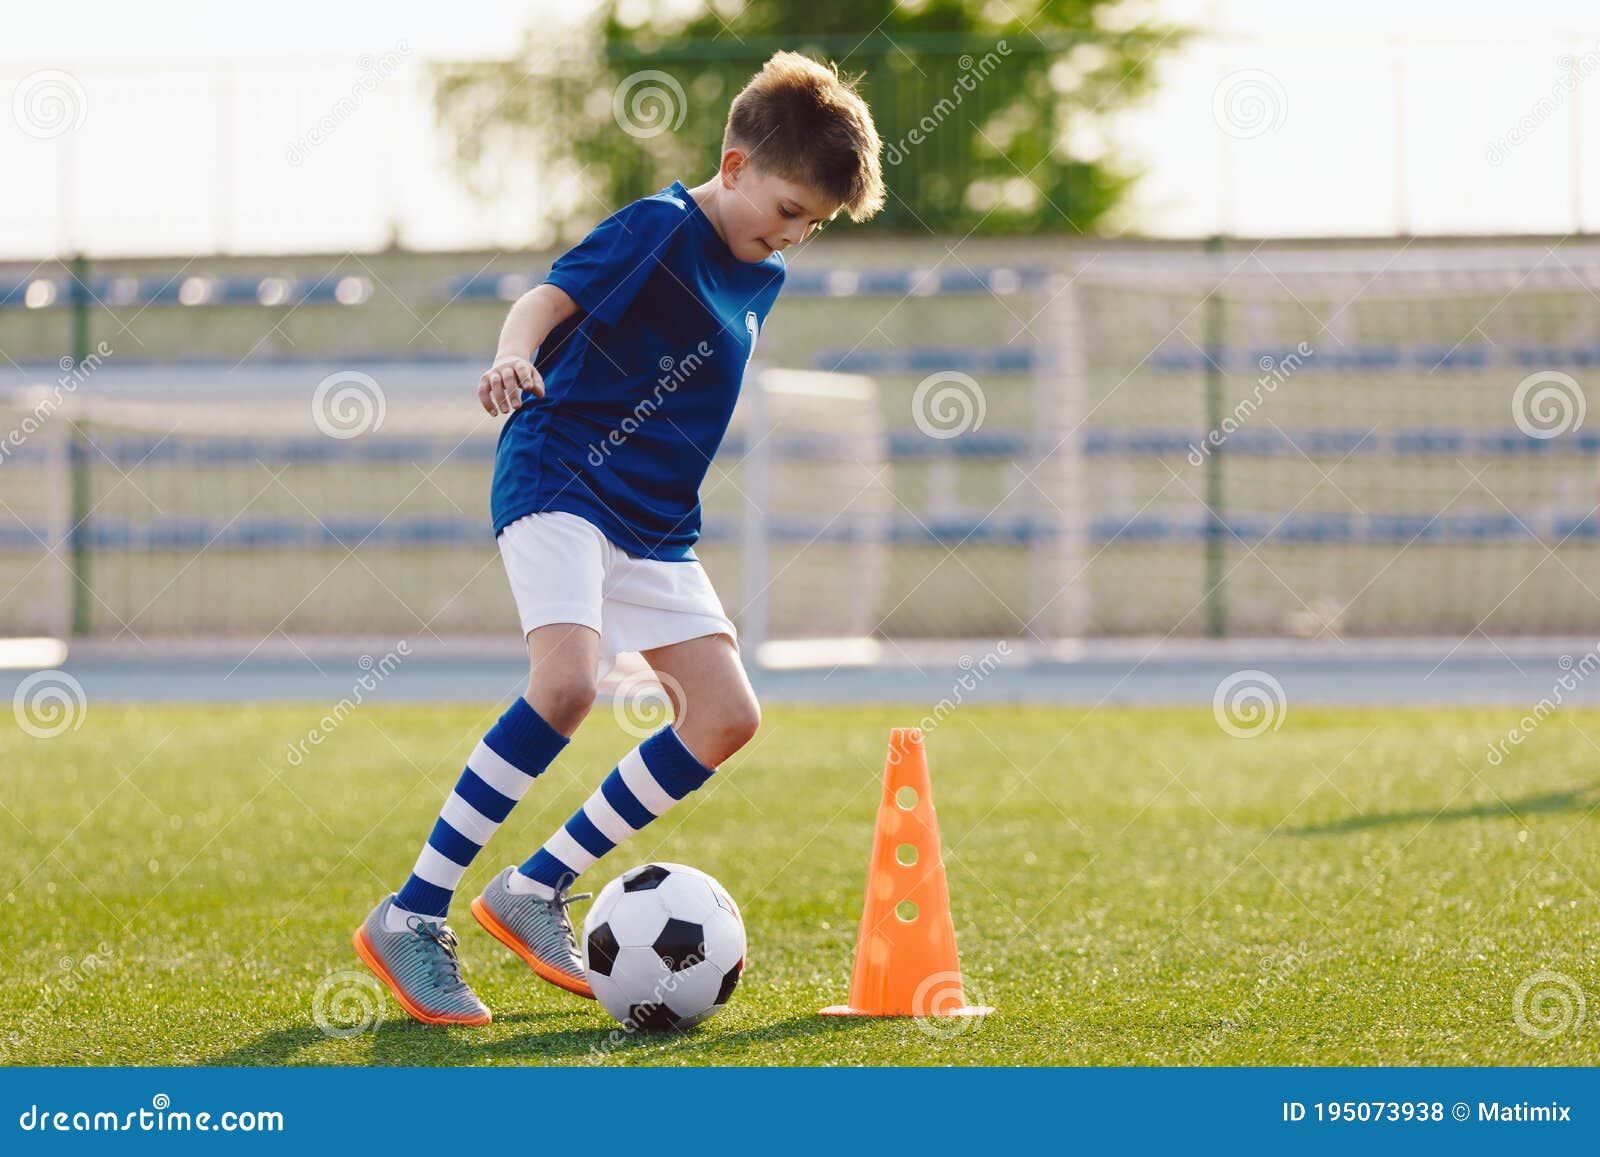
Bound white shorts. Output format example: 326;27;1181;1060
497;510;737;680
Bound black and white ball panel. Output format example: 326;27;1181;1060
582;862;747;1031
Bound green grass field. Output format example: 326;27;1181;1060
2;702;1596;1066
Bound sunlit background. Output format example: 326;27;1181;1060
4;0;1600;674
7;3;1600;1078
6;0;1600;256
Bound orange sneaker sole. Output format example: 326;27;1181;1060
470;896;595;1000
352;923;492;1026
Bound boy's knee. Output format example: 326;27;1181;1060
713;696;760;755
528;673;597;733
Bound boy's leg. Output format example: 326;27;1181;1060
354;622;597;1023
391;623;598;925
474;632;759;996
518;632;757;891
639;632;762;769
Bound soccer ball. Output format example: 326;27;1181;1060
582;862;745;1031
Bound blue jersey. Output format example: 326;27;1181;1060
490;180;786;561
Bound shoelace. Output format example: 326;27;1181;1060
406;916;466;990
546;877;592;958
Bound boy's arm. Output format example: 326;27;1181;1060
478;283;581;416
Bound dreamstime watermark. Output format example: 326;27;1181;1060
313;969;386;1039
284;642;411;766
1513;970;1587;1040
286;41;411;166
586;341;713;467
611;667;685;739
1487;47;1600;166
891;644;1013;761
2;942;115;1061
909;970;989;1040
311;369;387;439
883;42;1012;166
17;1094;283;1134
586;956;716;1060
0;342;113;466
1485;645;1600;766
1212;669;1287;738
1511;370;1585;439
12;670;87;739
1187;343;1314;465
612;70;687;139
912;371;986;439
12;69;87;139
1187;942;1309;1062
1212;69;1287;140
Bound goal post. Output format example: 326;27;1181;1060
726;364;893;668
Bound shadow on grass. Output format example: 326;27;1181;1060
203;1010;596;1066
610;1011;869;1060
1285;783;1600;837
207;1008;867;1067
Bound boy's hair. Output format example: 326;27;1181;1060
724;51;885;223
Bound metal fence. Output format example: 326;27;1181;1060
5;239;1600;648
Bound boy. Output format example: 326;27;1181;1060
353;51;884;1025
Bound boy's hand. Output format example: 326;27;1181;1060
479;355;544;415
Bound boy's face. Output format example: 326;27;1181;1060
721;151;841;263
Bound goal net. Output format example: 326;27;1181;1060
1051;244;1600;637
0;360;892;654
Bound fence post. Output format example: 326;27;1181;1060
740;363;771;668
1031;264;1089;643
68;252;91;638
1203;234;1227;638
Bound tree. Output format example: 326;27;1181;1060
431;1;1179;240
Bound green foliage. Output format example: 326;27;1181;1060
431;2;1180;239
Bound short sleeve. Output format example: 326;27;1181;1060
542;196;683;327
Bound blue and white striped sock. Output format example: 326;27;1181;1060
389;697;568;931
510;724;714;899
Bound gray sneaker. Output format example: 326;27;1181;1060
352;896;491;1026
471;867;594;999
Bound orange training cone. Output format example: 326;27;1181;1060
820;728;991;1019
